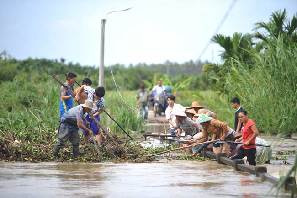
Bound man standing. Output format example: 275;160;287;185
53;100;93;159
151;79;166;115
136;82;149;120
231;97;245;136
59;72;77;118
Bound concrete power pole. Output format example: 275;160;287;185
99;19;106;87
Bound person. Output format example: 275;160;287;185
230;110;259;166
172;107;200;139
185;108;197;121
190;101;204;114
90;86;106;144
59;72;77;118
53;100;93;159
136;82;149;120
151;79;166;115
197;114;233;156
165;95;184;135
74;78;95;104
231;97;245;137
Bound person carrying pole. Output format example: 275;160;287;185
59;72;77;118
53;100;93;159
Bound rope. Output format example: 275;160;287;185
110;68;138;113
198;0;238;60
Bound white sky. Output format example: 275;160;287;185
0;0;296;66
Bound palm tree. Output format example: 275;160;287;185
212;32;253;62
254;9;297;43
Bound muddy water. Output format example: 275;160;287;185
0;161;290;198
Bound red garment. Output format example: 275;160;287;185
241;119;256;149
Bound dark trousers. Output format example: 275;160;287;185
53;122;80;158
231;147;256;166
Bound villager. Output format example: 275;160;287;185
230;110;259;166
185;108;196;120
190;101;204;114
197;114;232;156
165;95;184;135
172;108;200;139
53;100;93;158
84;86;106;145
197;108;217;119
74;78;95;104
59;72;77;118
151;79;166;115
136;82;149;120
230;97;245;137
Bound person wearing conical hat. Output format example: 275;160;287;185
185;108;197;120
190;101;204;114
197;114;232;156
172;107;200;138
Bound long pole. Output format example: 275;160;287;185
99;19;106;87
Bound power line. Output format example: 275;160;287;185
198;0;238;61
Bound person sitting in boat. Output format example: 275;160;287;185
230;110;259;166
196;114;233;156
165;95;184;135
172;107;200;139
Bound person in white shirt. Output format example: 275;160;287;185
165;95;184;135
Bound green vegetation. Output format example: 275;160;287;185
206;9;297;135
0;9;296;163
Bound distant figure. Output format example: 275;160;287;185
59;72;77;118
151;79;166;116
231;110;259;166
230;97;245;137
53;100;93;159
136;82;149;120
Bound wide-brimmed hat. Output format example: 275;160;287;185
82;100;93;109
185;108;196;115
196;114;212;123
172;108;187;117
191;101;204;108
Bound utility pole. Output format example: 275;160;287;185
98;7;132;87
99;19;106;87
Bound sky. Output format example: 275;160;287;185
0;0;297;66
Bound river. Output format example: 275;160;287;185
0;160;291;198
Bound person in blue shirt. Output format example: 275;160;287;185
59;72;77;118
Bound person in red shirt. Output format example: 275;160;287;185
230;110;259;165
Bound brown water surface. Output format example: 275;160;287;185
0;160;290;198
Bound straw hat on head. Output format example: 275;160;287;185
82;100;93;109
185;108;196;115
172;108;187;117
191;101;204;108
196;114;212;124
